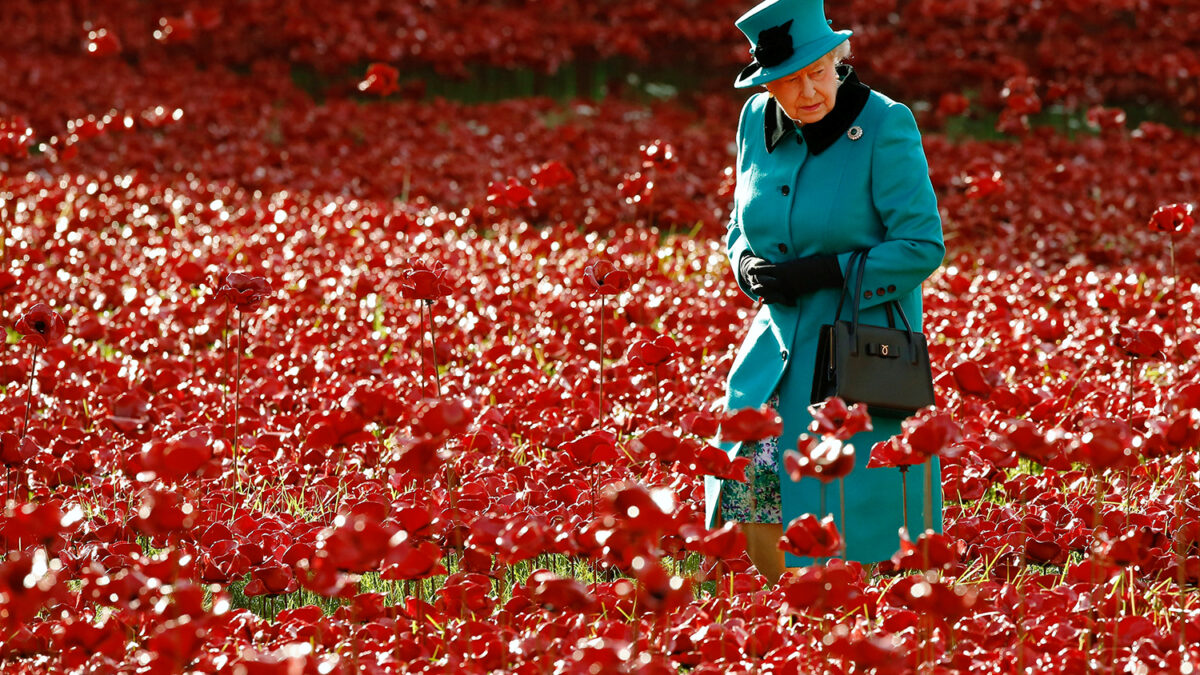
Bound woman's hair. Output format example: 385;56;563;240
831;39;852;66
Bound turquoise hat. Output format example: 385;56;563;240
734;0;852;89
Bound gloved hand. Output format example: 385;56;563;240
740;253;844;305
739;254;788;305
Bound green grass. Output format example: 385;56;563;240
288;59;704;106
939;101;1199;141
221;550;717;620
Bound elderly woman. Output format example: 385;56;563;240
704;0;946;584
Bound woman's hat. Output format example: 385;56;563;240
733;0;852;89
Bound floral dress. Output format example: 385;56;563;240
718;392;783;523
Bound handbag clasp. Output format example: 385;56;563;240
866;342;899;358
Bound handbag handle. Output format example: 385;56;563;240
835;249;920;364
832;249;866;326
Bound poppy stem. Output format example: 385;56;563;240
1126;356;1135;426
598;297;604;423
446;461;462;558
1085;474;1102;665
1168;236;1179;377
20;345;40;441
222;307;230;422
233;310;243;489
899;467;909;535
426;300;441;398
652;366;660;414
416;304;428;397
1172;458;1187;647
819;481;826;519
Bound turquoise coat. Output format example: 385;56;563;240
704;72;946;566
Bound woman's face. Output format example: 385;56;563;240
764;54;839;125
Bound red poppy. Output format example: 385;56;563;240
680;411;720;438
0;269;16;294
866;437;926;469
784;436;854;483
778;514;843;559
997;418;1062;467
154;15;195;44
900;413;962;458
694;521;746;560
530;161;575;189
1115;326;1166;359
808;397;872;440
718;405;783;443
936;92;969;117
780;561;866;615
583;260;630;296
560;429;619;465
1144;409;1200;458
400;259;452;301
1092;526;1154;568
627;426;684;463
1147;202;1194;236
0;116;33;158
244;563;298;596
886;571;977;623
214;273;271;312
411;398;474;437
618;170;653;205
527;570;596;613
0;432;37;466
962;165;1004;199
951;361;1001;398
640;140;678;174
1069;418;1139;471
633;558;691;615
627;335;678;368
1086;105;1127;133
358;63;399;97
891;529;962;572
381;538;446;580
14;303;66;348
688;443;750;482
486;177;534;209
85;27;122;57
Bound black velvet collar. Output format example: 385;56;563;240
764;65;870;156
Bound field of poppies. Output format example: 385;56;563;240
2;1;1199;673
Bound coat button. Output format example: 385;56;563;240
781;349;788;361
877;287;887;296
864;290;873;299
887;284;897;293
780;185;790;196
777;243;788;253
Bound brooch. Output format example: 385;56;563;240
847;126;863;141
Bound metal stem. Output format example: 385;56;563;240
598;297;604;423
426;300;441;397
417;303;428;397
234;311;243;488
20;345;39;440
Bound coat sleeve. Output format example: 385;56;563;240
726;97;758;300
836;101;945;309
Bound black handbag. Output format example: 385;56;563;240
810;249;936;417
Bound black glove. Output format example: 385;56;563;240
740;253;844;305
739;254;787;305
